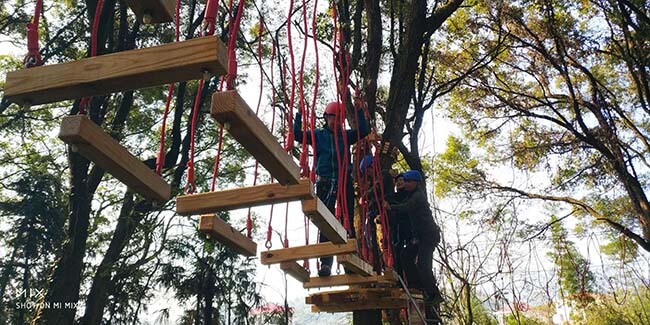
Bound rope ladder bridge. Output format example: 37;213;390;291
3;0;436;323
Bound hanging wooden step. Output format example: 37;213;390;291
301;197;347;244
306;287;421;313
260;239;357;265
5;36;228;106
176;179;313;215
211;91;300;185
124;0;175;24
280;262;310;283
58;115;171;202
198;214;256;256
337;254;374;276
303;272;397;289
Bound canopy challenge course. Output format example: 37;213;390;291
4;0;437;323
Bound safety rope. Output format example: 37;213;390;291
156;0;182;175
24;0;43;68
78;0;104;115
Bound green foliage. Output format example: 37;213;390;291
583;287;650;325
547;216;595;306
433;136;482;198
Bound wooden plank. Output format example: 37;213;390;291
58;115;170;202
211;91;300;185
260;239;357;265
303;273;397;289
307;288;415;312
337;254;374;276
198;214;256;256
5;36;228;106
176;179;313;215
311;299;407;312
124;0;175;23
280;262;310;283
302;198;347;244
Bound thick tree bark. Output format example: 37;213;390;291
79;192;135;325
32;150;101;325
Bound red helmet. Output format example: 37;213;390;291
324;102;343;117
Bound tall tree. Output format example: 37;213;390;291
434;0;650;252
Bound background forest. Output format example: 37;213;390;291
0;0;649;324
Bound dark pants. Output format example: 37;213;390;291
401;230;442;301
316;176;355;268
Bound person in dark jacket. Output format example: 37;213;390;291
383;170;443;317
294;101;369;276
385;173;410;277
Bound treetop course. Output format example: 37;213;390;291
3;0;436;322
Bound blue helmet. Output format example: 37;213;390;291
402;170;422;182
359;154;374;173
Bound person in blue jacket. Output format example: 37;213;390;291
294;101;369;276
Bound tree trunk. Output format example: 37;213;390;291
381;0;427;168
79;192;136;325
32;150;100;325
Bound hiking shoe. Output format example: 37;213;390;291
318;264;331;277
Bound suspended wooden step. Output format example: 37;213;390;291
306;287;422;313
301;197;347;244
124;0;175;24
198;214;256;256
176;179;313;215
58;115;171;202
260;239;357;265
337;254;374;276
5;36;228;106
304;271;397;289
211;91;300;185
280;262;310;283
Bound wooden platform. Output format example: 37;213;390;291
211;91;300;185
280;262;310;283
198;214;256;256
58;115;171;202
301;198;347;244
306;288;421;312
176;179;313;215
336;254;374;276
5;36;228;106
124;0;175;23
260;240;357;265
303;272;397;289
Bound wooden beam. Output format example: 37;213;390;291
176;179;313;215
302;198;347;244
310;299;407;313
337;254;374;276
211;91;300;185
303;273;397;289
306;288;417;312
5;36;228;106
198;214;256;256
58;115;171;202
260;240;357;265
280;262;310;283
123;0;175;23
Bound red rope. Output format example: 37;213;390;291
24;0;43;68
309;0;320;184
185;78;206;194
284;0;297;152
155;0;182;175
225;0;245;90
210;125;225;191
78;0;104;115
